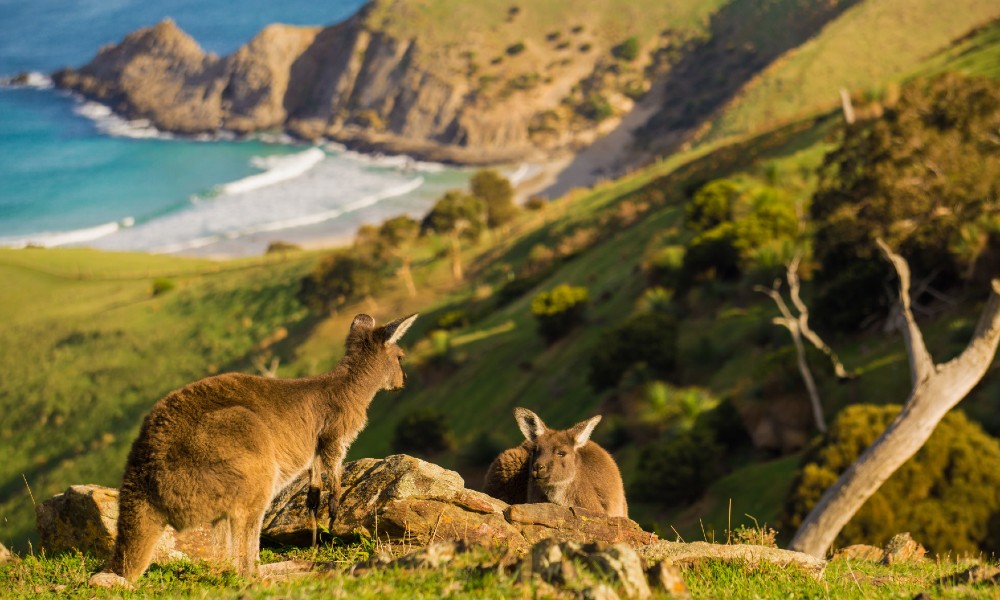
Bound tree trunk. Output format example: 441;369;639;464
789;241;1000;558
398;256;417;297
449;235;463;282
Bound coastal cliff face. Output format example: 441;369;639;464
52;0;676;164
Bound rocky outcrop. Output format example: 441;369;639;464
35;484;214;562
51;2;656;164
38;454;654;565
263;453;651;550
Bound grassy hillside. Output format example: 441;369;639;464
698;0;1000;145
0;250;319;549
2;0;1000;563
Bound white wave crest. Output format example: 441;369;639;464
148;175;425;254
0;217;134;249
218;147;326;196
73;100;171;139
0;71;54;89
323;141;446;173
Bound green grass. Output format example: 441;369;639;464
0;543;996;598
700;0;1000;145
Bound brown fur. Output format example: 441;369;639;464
483;408;628;518
109;313;417;581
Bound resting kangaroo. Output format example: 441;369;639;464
483;407;627;518
108;313;417;582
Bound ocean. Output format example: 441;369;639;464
0;0;476;256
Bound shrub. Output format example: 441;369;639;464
151;278;175;297
780;405;1000;554
391;409;455;456
531;284;589;342
632;428;724;504
436;310;470;331
587;312;677;391
506;42;526;56
681;224;742;283
578;93;612;121
612;36;640;61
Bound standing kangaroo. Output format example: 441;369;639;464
483;407;628;518
107;313;417;583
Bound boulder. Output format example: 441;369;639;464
263;454;655;550
832;544;884;562
35;485;213;562
881;532;926;565
529;539;651;599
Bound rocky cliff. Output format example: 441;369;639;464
52;1;672;164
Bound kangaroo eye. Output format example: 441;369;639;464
557;451;567;457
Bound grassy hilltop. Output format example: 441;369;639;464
2;1;1000;597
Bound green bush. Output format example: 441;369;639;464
681;224;742;283
151;278;175;297
436;310;470;331
780;405;1000;554
587;312;678;391
632;428;724;504
579;93;613;122
686;180;739;233
612;36;640;61
391;409;455;456
506;42;526;56
530;284;589;342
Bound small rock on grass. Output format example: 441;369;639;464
881;532;926;565
89;572;134;590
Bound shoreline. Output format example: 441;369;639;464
173;155;576;260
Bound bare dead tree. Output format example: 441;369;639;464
252;355;280;378
754;255;852;433
788;240;1000;558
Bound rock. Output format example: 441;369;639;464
506;503;655;547
583;583;622;600
584;544;651;599
263;454;523;548
832;544;884;562
881;532;926;565
88;572;133;590
390;540;463;569
43;455;659;563
264;454;656;550
35;485;213;563
0;541;13;564
646;560;689;598
528;539;650;599
638;541;826;580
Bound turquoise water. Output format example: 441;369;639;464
0;0;471;254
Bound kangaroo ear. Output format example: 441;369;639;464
514;407;547;442
569;415;602;449
383;313;418;346
350;314;376;334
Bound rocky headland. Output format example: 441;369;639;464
51;1;671;165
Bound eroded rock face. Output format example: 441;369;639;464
34;485;214;562
38;455;656;565
47;6;620;164
262;454;651;550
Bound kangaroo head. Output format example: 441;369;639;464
345;313;418;391
514;407;601;489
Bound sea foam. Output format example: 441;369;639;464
218;147;326;196
0;217;134;249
